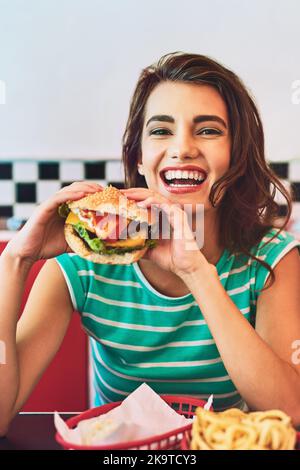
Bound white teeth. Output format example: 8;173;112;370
163;169;206;182
168;183;199;187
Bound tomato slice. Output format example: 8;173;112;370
94;213;107;225
94;213;129;241
106;217;120;242
80;209;96;225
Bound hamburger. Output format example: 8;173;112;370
58;185;158;264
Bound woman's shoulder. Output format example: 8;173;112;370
246;228;300;302
222;227;300;276
251;227;300;262
54;253;133;312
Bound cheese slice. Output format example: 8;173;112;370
104;236;146;248
66;211;80;225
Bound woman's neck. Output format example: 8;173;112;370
199;207;223;265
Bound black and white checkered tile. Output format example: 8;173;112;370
0;160;125;225
1;160;300;230
269;162;300;222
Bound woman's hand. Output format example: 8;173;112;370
6;182;103;264
121;187;210;278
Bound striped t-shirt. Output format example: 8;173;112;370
55;227;300;411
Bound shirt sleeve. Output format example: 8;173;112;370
55;253;87;312
251;229;300;302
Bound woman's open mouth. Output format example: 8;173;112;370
160;169;207;194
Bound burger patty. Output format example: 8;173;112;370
72;222;155;255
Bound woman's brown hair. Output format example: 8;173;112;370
122;51;292;290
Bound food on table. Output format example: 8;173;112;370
59;185;158;264
190;407;296;450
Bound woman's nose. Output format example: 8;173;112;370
168;132;200;160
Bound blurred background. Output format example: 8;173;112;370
0;0;299;411
0;0;300;232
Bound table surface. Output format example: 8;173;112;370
1;412;300;451
0;413;74;450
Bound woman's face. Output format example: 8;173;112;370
140;81;231;211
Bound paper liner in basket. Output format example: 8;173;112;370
55;383;196;447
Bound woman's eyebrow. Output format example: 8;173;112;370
146;114;227;129
194;115;227;129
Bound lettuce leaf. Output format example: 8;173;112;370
73;222;105;253
73;222;157;255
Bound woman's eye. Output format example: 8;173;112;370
199;128;222;136
149;128;222;136
149;128;171;136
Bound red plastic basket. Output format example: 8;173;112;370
55;395;206;450
180;428;300;450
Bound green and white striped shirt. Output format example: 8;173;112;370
55;228;300;410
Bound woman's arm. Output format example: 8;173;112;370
0;254;73;436
0;250;33;433
0;182;102;436
181;248;300;426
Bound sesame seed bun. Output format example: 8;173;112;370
67;185;155;225
64;185;158;264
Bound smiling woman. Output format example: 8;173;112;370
122;53;291;272
140;82;231;204
1;52;300;439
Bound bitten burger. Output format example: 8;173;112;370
58;185;158;264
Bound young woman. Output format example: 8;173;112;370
1;52;300;435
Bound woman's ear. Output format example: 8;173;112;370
138;164;144;176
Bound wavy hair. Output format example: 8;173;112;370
122;52;292;290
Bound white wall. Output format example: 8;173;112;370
0;0;299;161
